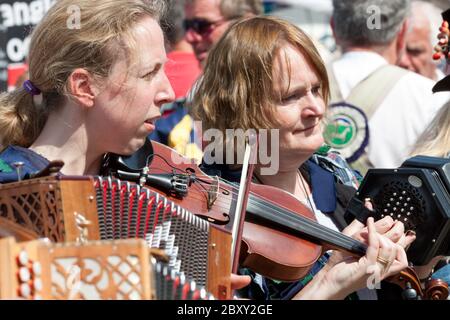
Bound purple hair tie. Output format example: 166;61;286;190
23;80;41;96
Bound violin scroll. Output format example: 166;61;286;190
424;279;449;300
388;267;449;300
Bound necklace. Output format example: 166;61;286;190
298;170;315;214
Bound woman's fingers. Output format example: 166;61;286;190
384;244;409;277
365;217;379;265
230;274;251;290
374;216;395;234
383;220;405;243
351;216;395;242
374;234;410;279
364;198;374;211
342;218;365;237
396;231;416;249
403;231;416;248
377;235;395;262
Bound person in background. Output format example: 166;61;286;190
398;1;446;80
410;100;450;158
184;0;263;66
162;0;201;101
150;0;263;162
327;0;448;173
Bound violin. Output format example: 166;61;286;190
102;138;448;300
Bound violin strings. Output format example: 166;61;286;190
143;165;366;253
171;180;364;252
248;196;365;252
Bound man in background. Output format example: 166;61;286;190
162;0;201;101
398;0;445;80
326;0;448;173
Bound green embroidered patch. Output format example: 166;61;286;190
0;159;14;173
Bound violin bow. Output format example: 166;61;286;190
230;133;258;275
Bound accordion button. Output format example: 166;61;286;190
19;283;31;298
19;267;31;282
33;278;43;292
17;251;28;266
32;262;42;276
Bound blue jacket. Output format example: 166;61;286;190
0;146;50;183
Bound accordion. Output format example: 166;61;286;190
0;176;231;299
0;237;213;300
346;156;450;266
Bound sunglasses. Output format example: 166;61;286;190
183;18;228;35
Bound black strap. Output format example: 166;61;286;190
344;196;377;224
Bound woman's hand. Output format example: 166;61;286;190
323;218;409;298
347;199;416;249
294;218;409;300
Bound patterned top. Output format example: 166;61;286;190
0;145;50;183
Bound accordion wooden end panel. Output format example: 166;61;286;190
0;217;39;242
0;177;100;242
0;237;162;300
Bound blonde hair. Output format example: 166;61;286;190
191;16;329;134
411;101;450;158
0;0;165;149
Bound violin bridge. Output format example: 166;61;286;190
207;176;219;210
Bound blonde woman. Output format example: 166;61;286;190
411;100;450;158
193;16;414;300
0;0;174;182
